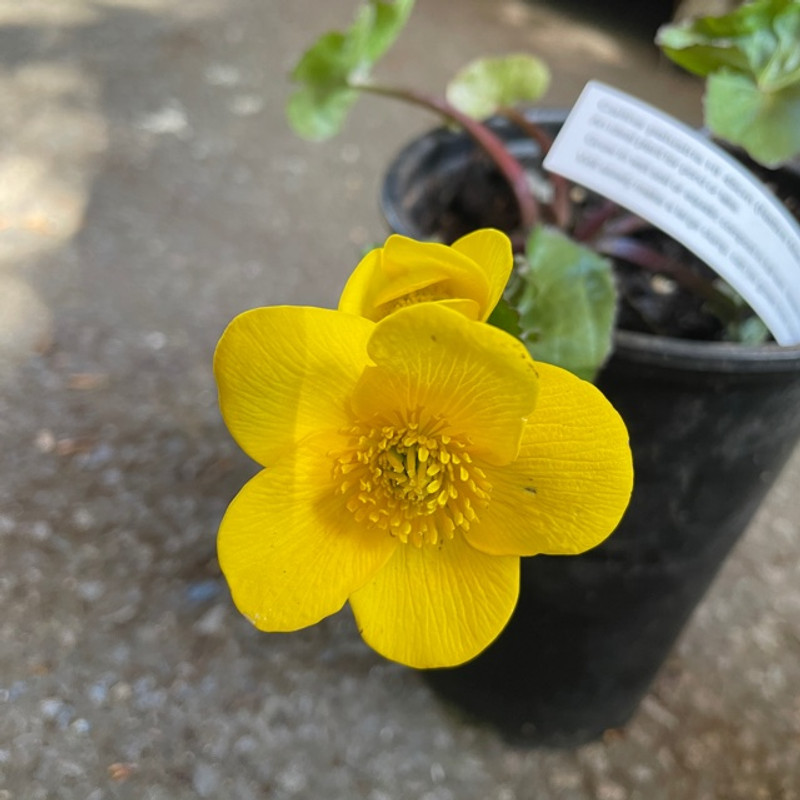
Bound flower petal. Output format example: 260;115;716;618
218;435;398;632
450;228;513;319
351;304;539;465
338;234;494;321
214;306;373;467
349;535;519;668
339;246;447;318
465;362;633;556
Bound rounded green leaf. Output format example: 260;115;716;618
446;55;551;120
513;226;615;382
656;0;800;89
287;86;359;141
286;0;415;140
706;69;800;166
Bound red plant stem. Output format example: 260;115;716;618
603;213;652;238
572;199;619;242
353;81;539;231
595;235;739;318
500;106;571;229
573;203;653;242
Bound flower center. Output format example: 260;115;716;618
382;287;448;315
332;419;491;547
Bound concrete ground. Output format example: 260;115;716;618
1;1;799;798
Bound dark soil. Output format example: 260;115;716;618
411;149;799;342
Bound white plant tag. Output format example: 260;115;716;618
544;81;800;346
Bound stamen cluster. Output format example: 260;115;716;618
333;417;492;547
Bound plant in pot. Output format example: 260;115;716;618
280;0;800;746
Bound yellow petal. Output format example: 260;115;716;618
338;235;494;321
218;435;398;632
338;246;444;319
352;303;538;465
465;362;633;556
338;248;390;318
450;228;513;320
431;297;482;319
214;306;373;467
349;534;519;668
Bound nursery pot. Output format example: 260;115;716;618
381;111;800;746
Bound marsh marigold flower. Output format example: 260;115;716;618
215;300;633;668
339;228;513;322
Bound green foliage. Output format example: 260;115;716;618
287;0;415;140
508;227;616;382
487;294;522;338
706;71;800;165
734;314;771;344
445;55;551;119
713;281;772;343
656;0;800;166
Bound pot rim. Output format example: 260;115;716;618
613;329;800;373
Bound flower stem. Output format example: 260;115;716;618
499;106;571;229
352;80;539;231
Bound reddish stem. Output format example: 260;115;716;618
500;106;571;229
602;214;652;238
573;199;619;242
355;82;539;231
595;235;739;318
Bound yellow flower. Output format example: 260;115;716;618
215;302;632;669
338;228;512;322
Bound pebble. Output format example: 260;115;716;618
185;580;222;605
277;764;308;794
79;442;114;469
145;331;167;350
34;429;56;453
137;105;189;137
87;682;108;706
110;682;132;703
193;762;221;797
29;521;53;541
229;94;264;116
204;63;241;87
70;718;91;735
596;779;627;800
40;698;64;720
232;735;259;757
77;580;105;602
194;605;227;636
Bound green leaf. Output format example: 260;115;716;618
763;4;800;90
656;0;800;164
286;0;415;140
706;70;800;166
487;295;522;338
656;23;753;77
734;315;771;345
286;85;360;141
362;0;416;62
511;226;615;382
445;55;551;120
712;280;771;343
656;0;800;89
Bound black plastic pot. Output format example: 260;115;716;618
381;112;800;746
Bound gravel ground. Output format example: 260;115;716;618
1;1;798;798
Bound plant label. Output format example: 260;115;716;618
544;81;800;346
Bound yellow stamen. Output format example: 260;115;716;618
331;420;492;546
